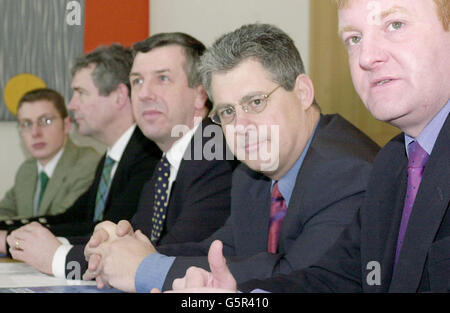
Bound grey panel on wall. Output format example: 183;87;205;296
0;0;85;121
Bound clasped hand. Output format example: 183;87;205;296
83;220;156;292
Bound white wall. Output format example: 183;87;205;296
150;0;310;72
0;122;26;199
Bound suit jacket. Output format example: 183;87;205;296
0;139;100;219
65;118;238;277
0;127;161;237
239;114;449;293
159;114;380;290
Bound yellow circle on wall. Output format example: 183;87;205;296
3;73;47;116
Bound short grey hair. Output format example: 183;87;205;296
200;23;318;108
71;44;133;96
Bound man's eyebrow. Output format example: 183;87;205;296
215;91;266;108
338;25;359;38
338;6;408;37
129;69;171;78
380;6;408;20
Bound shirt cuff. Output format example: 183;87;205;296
52;238;73;278
135;253;175;293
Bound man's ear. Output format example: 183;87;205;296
194;85;208;110
115;83;130;109
63;116;72;135
294;74;315;110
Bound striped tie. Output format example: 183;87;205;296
151;156;171;243
93;156;115;222
268;182;287;253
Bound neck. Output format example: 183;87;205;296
267;107;320;181
101;119;134;148
156;114;204;153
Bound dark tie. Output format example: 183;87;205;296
394;141;429;267
151;156;171;243
37;171;49;209
268;182;287;253
93;156;115;222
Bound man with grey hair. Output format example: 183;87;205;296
169;0;450;294
82;24;379;293
2;44;161;276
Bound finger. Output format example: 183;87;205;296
185;267;210;288
88;228;110;248
96;276;105;289
208;240;236;289
83;269;95;281
172;277;187;290
9;248;25;261
135;230;151;245
150;288;161;293
88;254;101;271
6;236;24;251
116;220;134;237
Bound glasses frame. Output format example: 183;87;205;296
209;85;282;125
18;116;59;132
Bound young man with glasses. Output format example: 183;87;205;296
82;24;380;293
0;88;100;223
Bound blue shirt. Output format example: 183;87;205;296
135;118;320;292
404;100;449;156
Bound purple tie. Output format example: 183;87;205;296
268;182;287;253
394;141;429;267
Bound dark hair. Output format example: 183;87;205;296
18;88;68;118
133;33;212;110
133;32;206;87
71;44;133;96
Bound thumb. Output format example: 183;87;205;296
208;240;236;290
116;220;134;237
135;230;152;245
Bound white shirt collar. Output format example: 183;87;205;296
37;147;65;178
106;124;136;163
165;122;200;176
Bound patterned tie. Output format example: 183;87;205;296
151;156;171;242
37;171;49;209
93;156;115;222
268;182;287;253
394;141;429;267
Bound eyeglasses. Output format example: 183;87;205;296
18;116;59;132
209;85;282;125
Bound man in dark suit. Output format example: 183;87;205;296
75;33;236;287
82;24;379;293
2;44;161;275
170;0;449;293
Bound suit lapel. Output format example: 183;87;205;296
104;127;143;210
38;140;76;215
359;135;406;292
389;116;450;292
248;176;272;253
20;162;38;216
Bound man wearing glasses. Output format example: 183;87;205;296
0;88;100;225
82;24;380;293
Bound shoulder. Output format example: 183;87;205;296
15;157;37;177
311;114;380;164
